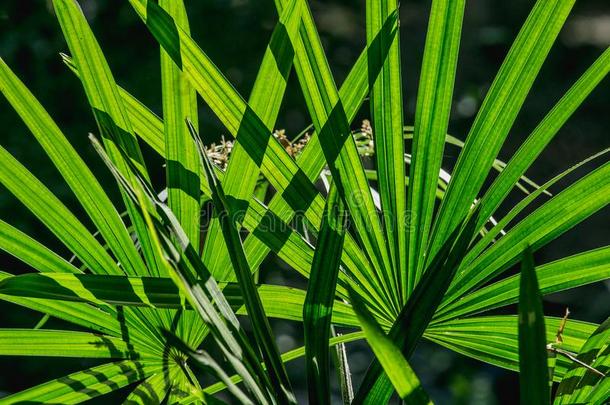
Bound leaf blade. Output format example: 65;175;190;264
195;123;296;404
303;184;347;403
0;59;147;277
349;288;431;403
0;329;136;359
518;246;550;404
366;0;407;298
159;0;201;248
427;0;575;263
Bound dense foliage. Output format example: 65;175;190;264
0;0;608;403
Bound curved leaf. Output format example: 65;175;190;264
0;329;136;359
555;317;610;404
0;361;160;404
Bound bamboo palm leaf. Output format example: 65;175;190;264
209;45;393;316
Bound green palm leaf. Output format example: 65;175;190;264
195;122;296;404
0;361;161;404
366;0;407;298
555;317;610;404
445;161;610;304
0;329;136;359
0;219;80;274
518;246;550;404
124;373;172;405
352;208;480;403
427;0;575;261
427;316;596;382
159;0;201;248
406;0;465;294
279;0;398;311
91;136;275;403
201;0;301;281
475;47;610;232
0;146;122;276
53;0;161;275
436;246;610;322
0;59;146;277
349;287;431;404
303;184;347;403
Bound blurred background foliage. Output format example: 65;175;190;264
0;0;609;403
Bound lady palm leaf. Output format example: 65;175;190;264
406;0;465;294
0;145;123;276
427;316;597;382
0;329;137;359
53;0;163;276
366;0;407;299
1;361;163;404
0;0;608;402
200;0;301;282
445;161;610;304
475;46;610;233
555;317;610;403
90;135;277;403
435;245;610;322
0;219;81;274
349;287;431;404
427;0;575;262
160;0;201;249
194;121;296;404
0;59;146;277
279;0;398;312
518;247;551;404
352;208;480;403
303;184;347;403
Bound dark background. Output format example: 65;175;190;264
1;0;609;403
